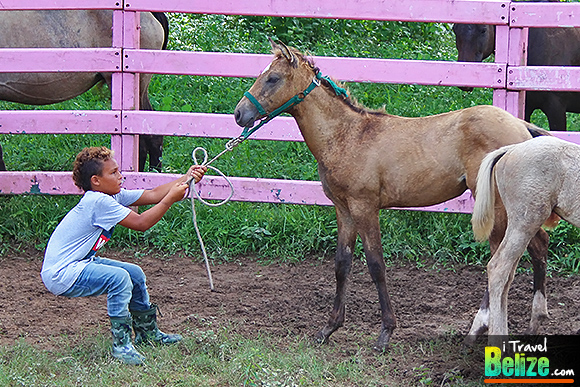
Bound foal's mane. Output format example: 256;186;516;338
272;45;387;117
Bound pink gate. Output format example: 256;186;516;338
2;0;580;214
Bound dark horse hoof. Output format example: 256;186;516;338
372;328;394;352
314;330;330;345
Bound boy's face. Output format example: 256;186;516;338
90;158;124;195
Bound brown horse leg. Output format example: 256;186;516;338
138;135;163;172
353;206;396;350
316;205;357;344
100;73;161;172
366;243;397;351
540;94;568;132
139;80;163;172
0;144;6;171
525;228;549;334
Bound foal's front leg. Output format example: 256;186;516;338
316;206;357;344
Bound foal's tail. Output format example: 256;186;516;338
471;145;515;242
472;123;551;241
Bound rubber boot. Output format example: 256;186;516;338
110;316;145;365
131;304;182;345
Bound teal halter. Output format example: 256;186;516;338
240;71;348;140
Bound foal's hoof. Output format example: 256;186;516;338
373;328;394;352
314;330;330;345
524;318;546;335
464;324;488;347
463;334;479;347
315;324;339;345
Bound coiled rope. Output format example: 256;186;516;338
187;137;243;291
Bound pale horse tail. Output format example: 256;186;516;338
471;145;516;242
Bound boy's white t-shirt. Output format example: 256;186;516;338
41;189;144;295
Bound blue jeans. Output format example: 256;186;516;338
61;257;150;318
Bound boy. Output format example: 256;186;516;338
41;146;206;365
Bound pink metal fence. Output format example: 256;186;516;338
2;0;580;214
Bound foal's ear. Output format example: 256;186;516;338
269;37;295;64
279;43;296;64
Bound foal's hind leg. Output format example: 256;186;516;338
526;228;549;334
466;210;550;342
316;205;357;344
488;225;541;337
352;205;396;350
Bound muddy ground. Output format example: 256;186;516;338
1;248;579;385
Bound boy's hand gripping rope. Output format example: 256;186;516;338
186;136;244;292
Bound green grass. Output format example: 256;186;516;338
2;15;579;275
0;328;486;386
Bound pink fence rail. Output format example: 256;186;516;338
2;0;580;214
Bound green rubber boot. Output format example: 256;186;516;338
131;304;182;345
110;316;145;365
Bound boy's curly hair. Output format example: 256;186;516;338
72;147;114;191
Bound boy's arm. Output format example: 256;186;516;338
132;165;206;206
119;181;188;232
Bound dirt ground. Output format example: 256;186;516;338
1;248;579;384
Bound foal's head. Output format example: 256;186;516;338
234;39;318;128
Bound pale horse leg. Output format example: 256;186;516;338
466;210;549;343
486;184;553;343
486;225;541;340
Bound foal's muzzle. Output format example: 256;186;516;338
234;99;259;128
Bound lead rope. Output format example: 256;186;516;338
186;137;244;291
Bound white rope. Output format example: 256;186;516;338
188;143;239;291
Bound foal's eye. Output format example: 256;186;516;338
266;74;280;84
